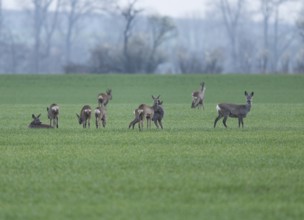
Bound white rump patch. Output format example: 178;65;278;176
51;106;59;111
84;109;91;113
138;109;144;114
98;95;103;100
95;109;101;115
216;105;221;112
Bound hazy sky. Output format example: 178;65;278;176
2;0;208;16
3;0;302;22
138;0;206;17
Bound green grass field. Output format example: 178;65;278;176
0;74;304;220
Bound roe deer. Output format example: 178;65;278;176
214;91;254;128
76;105;92;128
128;108;145;130
47;103;59;128
28;114;53;128
128;95;160;131
95;104;107;128
97;89;112;107
128;101;164;130
152;100;164;129
191;81;206;109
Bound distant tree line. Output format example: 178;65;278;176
0;0;303;74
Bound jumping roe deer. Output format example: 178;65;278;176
214;91;254;128
47;103;59;128
76;105;92;128
95;104;107;128
128;95;160;130
191;81;206;109
28;114;53;128
97;89;112;107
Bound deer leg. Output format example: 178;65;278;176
88;119;90;128
240;118;244;128
154;119;159;129
129;117;138;129
214;115;223;128
56;117;58;128
158;120;163;129
223;116;228;128
139;119;143;131
238;117;241;128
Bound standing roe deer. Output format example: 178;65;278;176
76;105;92;128
95;104;107;128
97;89;112;107
47;103;59;128
128;95;160;131
128;99;164;130
214;91;254;128
152;100;164;129
28;114;53;128
191;81;206;109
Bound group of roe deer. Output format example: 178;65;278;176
28;81;254;129
29;89;112;129
191;81;254;128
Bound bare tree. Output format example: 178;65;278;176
297;5;304;41
216;0;247;72
145;15;177;73
0;0;2;33
294;5;304;73
118;0;143;72
61;0;113;64
259;0;297;73
26;0;62;73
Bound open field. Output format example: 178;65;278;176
0;74;304;220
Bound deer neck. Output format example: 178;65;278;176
245;100;252;112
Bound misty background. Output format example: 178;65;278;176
0;0;304;74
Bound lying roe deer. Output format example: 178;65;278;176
76;105;92;128
191;81;206;109
128;95;160;130
47;103;59;128
97;89;112;107
28;114;53;128
214;91;254;128
95;104;107;128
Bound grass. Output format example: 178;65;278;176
0;74;304;220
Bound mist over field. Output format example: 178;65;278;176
0;0;304;74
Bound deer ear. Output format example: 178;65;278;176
152;95;155;99
251;92;254;96
37;114;41;118
245;91;248;96
76;113;80;119
157;95;160;99
32;114;35;119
